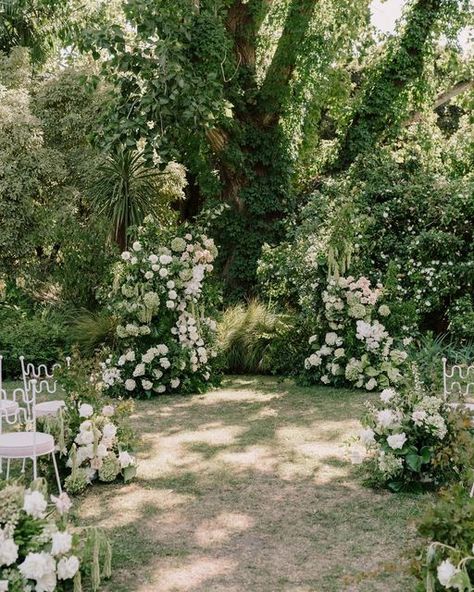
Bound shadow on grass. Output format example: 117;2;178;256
74;377;428;592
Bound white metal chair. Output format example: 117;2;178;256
20;355;70;418
0;354;20;420
0;379;62;492
442;358;474;498
442;357;474;408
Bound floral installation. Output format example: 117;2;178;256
64;402;136;495
413;485;474;591
0;481;111;591
354;368;474;491
303;275;408;390
38;358;137;495
99;216;220;397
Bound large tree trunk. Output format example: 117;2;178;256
209;0;319;295
331;0;445;173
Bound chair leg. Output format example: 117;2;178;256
32;455;37;481
51;452;62;494
21;458;26;473
6;458;10;480
0;457;2;474
470;481;474;498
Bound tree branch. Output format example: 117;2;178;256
407;79;474;124
257;0;318;126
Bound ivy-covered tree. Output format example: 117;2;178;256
86;0;370;296
332;0;472;171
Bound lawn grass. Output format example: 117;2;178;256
57;376;431;592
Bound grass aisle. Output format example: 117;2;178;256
77;377;429;592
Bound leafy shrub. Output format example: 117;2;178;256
0;305;68;378
355;369;474;491
68;310;118;356
303;275;408;390
99;216;220;397
413;485;474;591
218;300;295;374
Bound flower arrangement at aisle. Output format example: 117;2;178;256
413;485;474;591
303;275;409;390
0;481;112;591
63;401;137;495
38;357;137;495
354;368;474;491
99;216;220;397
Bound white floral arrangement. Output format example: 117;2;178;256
427;548;474;591
100;217;219;397
353;372;469;490
304;275;408;390
0;482;111;592
64;402;136;495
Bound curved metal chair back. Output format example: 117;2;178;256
442;357;474;400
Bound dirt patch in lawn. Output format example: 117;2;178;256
77;377;429;592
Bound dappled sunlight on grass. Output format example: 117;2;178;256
74;377;429;592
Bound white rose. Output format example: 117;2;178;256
149;254;158;264
132;241;142;252
365;378;377;391
142;379;153;390
387;432;407;450
79;420;92;432
166;280;175;289
144;271;153;280
75;429;94;446
121;251;131;261
166;300;175;309
325;332;338;346
376;409;396;429
380;388;397;403
159;254;172;265
102;423;117;439
170;378;180;389
102;405;115;417
155;385;166;393
97;443;108;458
19;551;56;586
168;290;177;300
125;379;136;391
0;538;18;566
79;403;94;418
51;531;72;556
57;555;80;581
159;268;168;278
160;358;171;369
133;363;145;377
437;559;459;587
118;451;135;468
23;490;47;519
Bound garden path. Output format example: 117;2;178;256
78;377;429;592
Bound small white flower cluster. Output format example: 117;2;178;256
355;380;454;486
64;403;135;493
0;487;80;591
304;275;407;390
101;219;218;396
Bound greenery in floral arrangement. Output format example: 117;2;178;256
413;485;474;591
303;275;409;390
355;368;474;492
39;357;137;494
99;216;221;398
0;480;112;591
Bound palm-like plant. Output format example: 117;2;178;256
90;145;166;250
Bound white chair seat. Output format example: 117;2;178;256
0;399;19;417
34;400;65;417
0;432;55;458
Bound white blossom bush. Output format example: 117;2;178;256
64;402;136;495
354;371;474;491
303;275;408;390
100;217;219;397
0;482;111;591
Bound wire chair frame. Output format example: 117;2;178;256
442;357;474;400
0;379;62;492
